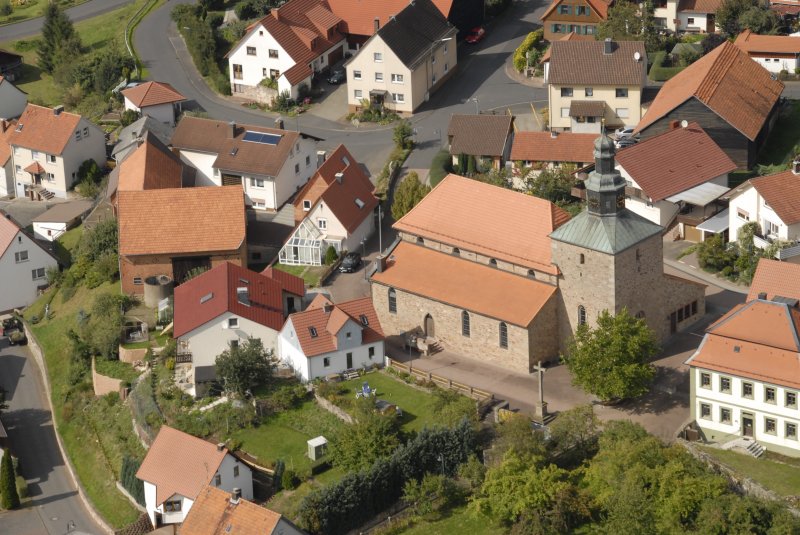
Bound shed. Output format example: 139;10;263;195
307;436;328;461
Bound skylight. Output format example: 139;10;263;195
355;198;365;209
342;156;350;166
360;314;369;326
200;292;214;304
243;131;282;145
309;326;318;338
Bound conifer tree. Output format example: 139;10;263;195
38;2;82;74
0;449;20;510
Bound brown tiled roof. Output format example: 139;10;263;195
393;174;570;274
261;266;307;297
287;295;384;357
678;0;723;13
614;122;736;201
327;0;453;36
117;186;246;257
735;29;800;55
136;426;227;506
179;486;284;535
372;242;557;326
750;168;800;225
0;212;20;257
293;145;377;232
121;81;185;108
541;0;611;21
118;133;186;192
568;100;605;117
636;42;783;141
687;300;800;389
8;104;82;155
448;114;513;157
174;262;303;338
23;161;45;174
547;40;646;86
0;119;15;165
171;116;306;178
541;33;583;63
510;131;596;163
748;259;800;302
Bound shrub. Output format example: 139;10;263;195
281;468;299;490
0;449;20;509
513;30;544;72
324;245;338;265
120;109;140;127
0;1;12;17
649;51;684;81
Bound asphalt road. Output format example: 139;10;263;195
0;341;102;535
0;0;134;42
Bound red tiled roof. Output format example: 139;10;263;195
327;0;453;36
287;295;384;357
636;42;783;141
121;81;185;108
546;40;647;86
8;104;82;155
0;119;15;166
180;486;284;535
748;259;800;302
614;123;736;201
136;426;227;506
117;133;185;192
393;174;570;274
735;29;800;55
541;32;583;63
510;131;596;163
23;161;44;174
261;266;306;297
678;0;723;13
174;262;302;338
750;168;800;225
0;213;20;257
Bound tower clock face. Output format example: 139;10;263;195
616;193;625;209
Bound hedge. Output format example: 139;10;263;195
120;456;145;506
297;420;477;535
513;29;544;72
648;51;684;82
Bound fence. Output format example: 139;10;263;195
386;357;494;403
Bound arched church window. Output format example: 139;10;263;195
578;305;586;326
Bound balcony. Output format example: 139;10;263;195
753;234;800;260
176;350;192;364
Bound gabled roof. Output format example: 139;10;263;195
686;300;800;389
547;40;646;86
111;116;175;162
678;0;723;14
174;262;303;338
371;241;557;326
0;214;20;257
180;486;287;535
735;29;800;55
510;131;596;163
447;114;513;157
0;119;16;166
31;200;93;224
171;116;318;178
614;123;736;202
373;0;455;69
8;104;83;155
136;426;228;506
117;186;246;257
749;168;800;225
327;0;453;36
541;33;585;63
261;266;307;297
121;81;185;108
748;259;800;302
541;0;611;21
117;132;190;192
393;174;570;274
635;42;784;141
286;295;384;357
293;145;378;233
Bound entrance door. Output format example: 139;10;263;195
670;312;678;334
742;414;754;438
424;314;434;338
706;15;715;33
346;352;353;369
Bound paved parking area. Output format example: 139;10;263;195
307;79;348;123
0;198;67;228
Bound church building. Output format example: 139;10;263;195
370;134;706;374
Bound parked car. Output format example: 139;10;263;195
2;317;26;345
327;69;346;84
615;137;638;150
339;252;362;273
614;127;636;140
465;27;486;44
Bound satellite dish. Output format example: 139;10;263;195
680;120;689;128
634;51;641;61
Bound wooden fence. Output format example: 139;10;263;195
386;357;494;403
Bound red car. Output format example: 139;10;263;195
465;26;486;44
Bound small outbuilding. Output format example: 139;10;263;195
307;436;328;460
31;199;93;241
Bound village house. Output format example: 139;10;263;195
121;81;186;126
748;259;800;302
116;186;247;295
546;39;647;133
8;104;105;200
653;0;722;33
171;116;320;210
227;0;346;102
279;294;384;381
344;0;458;114
540;0;611;42
278;144;378;265
734;29;800;73
180;485;304;535
31;200;93;242
137;426;254;528
0;76;26;120
635;41;783;169
726;162;800;261
173;261;305;397
0;214;58;313
447;114;514;172
111;116;174;164
0;119;15;197
509;130;595;184
370;136;705;374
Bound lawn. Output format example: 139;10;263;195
429;149;451;187
94;357;141;384
274;263;327;288
399;505;502;535
758;100;800;167
0;0;87;26
24;284;143;529
699;446;800;497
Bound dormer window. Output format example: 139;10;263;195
303;200;311;211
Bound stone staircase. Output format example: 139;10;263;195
746;440;766;458
721;437;766;458
39;188;55;200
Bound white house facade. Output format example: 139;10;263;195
0;216;58;313
121;81;186;126
734;29;800;74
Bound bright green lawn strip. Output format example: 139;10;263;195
0;0;87;26
121;340;150;350
94;357;140;384
429;149;451;187
758;101;800;167
274;263;325;287
57;226;83;254
699;445;800;497
400;505;502;535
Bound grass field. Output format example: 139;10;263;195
94;357;141;384
399;505;501;535
0;0;87;26
699;446;800;497
274;263;326;288
758;101;800;167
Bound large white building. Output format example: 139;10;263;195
0;214;58;313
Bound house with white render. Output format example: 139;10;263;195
0;213;58;313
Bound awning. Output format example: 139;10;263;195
569;100;605;117
666;182;731;207
696;208;730;233
24;161;45;174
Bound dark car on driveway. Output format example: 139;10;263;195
327;69;346;84
339;252;362;273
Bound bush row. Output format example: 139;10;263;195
648;51;684;82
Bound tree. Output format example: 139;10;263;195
735;221;761;284
38;1;82;74
391;172;431;220
493;413;547;461
716;0;776;36
0;449;20;510
330;397;401;471
523;167;575;203
0;1;12;17
215;337;277;397
324;245;338;265
563;308;658;402
738;6;778;34
402;473;462;516
88;293;124;360
701;33;727;55
548;404;600;453
393;119;413;150
597;0;661;52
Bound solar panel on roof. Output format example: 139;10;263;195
243;130;282;145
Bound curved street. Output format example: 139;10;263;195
0;0;134;42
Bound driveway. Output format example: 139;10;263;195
0;0;134;42
0;341;103;534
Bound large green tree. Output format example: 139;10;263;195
215;337;277;397
0;449;19;510
38;1;82;74
563;308;658;402
716;0;777;36
597;0;660;52
391;172;430;220
329;397;400;471
523;167;576;203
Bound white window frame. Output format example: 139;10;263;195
318;218;327;230
228;318;239;329
15;250;28;263
303;200;311;211
373;52;383;62
353;70;362;80
616;108;630;118
560;107;570;118
391;73;404;83
393;93;405;103
269;49;279;58
375;72;384;82
250;178;265;188
246;46;257;56
354;89;363;99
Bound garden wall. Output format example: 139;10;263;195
118;346;147;364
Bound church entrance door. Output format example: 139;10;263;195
424;314;435;338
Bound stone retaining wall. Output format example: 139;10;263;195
119;346;147;364
92;358;122;397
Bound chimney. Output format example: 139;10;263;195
228;121;236;138
323;303;333;313
374;17;380;32
792;158;800;175
550;130;558;139
230;488;242;504
317;150;327;167
758;292;768;300
275;117;285;130
335;172;344;184
375;255;387;273
216;443;225;452
0;120;7;133
603;38;613;55
53;105;64;116
669;120;680;130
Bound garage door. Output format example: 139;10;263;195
328;46;343;66
684;224;702;243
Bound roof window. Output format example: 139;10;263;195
355;198;365;209
200;292;214;304
309;326;318;338
15;123;22;132
359;314;369;326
